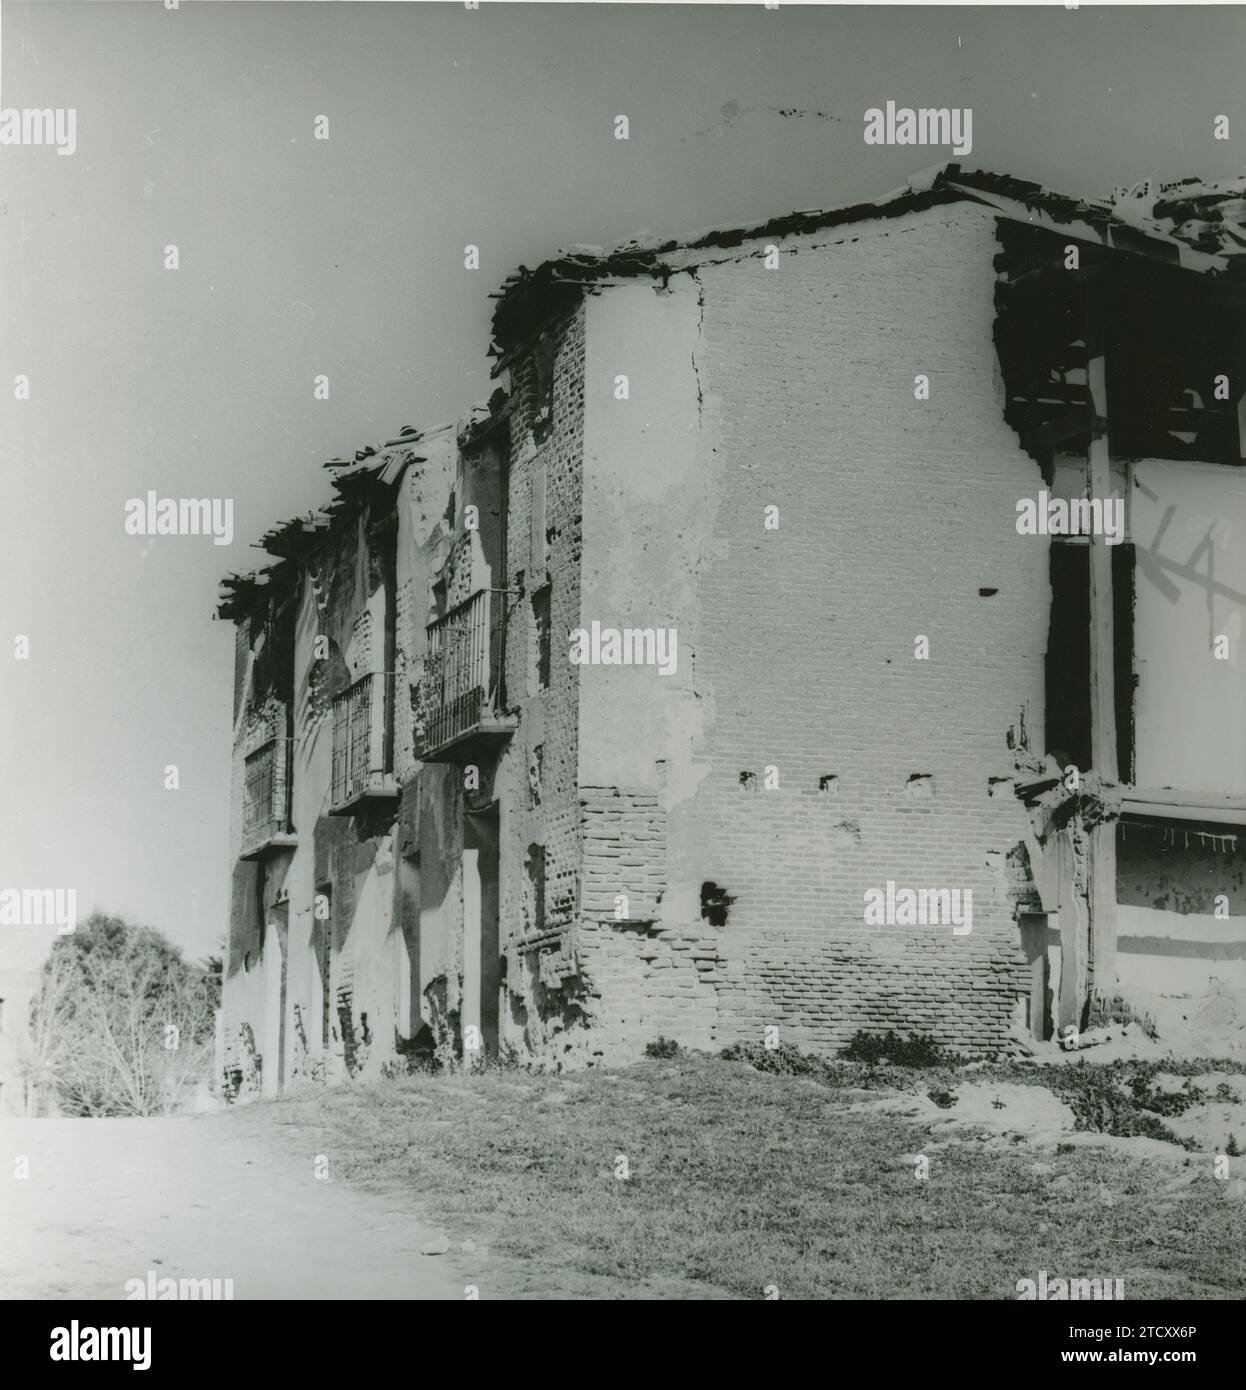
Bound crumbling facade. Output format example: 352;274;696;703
219;165;1246;1089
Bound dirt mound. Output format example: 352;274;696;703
1006;980;1246;1066
1124;978;1246;1061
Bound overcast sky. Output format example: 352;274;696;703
1;1;1242;960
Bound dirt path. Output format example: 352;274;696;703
0;1112;469;1300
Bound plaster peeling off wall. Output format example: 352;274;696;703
1131;461;1246;796
1117;904;1246;997
569;279;719;1057
579;279;713;851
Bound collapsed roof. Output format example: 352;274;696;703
221;165;1246;620
217;423;445;622
489;164;1246;363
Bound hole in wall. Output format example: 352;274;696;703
830;820;860;849
700;881;735;927
528;744;544;806
1046;544;1091;774
525;844;547;933
530;586;552;693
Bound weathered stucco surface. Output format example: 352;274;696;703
1131;460;1246;797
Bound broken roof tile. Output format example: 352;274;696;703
490;164;1246;360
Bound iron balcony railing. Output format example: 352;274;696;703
241;738;295;857
418;588;504;757
331;671;393;808
243;740;280;845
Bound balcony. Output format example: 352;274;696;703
329;672;398;814
415;588;516;762
240;739;297;860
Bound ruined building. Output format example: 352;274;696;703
218;165;1246;1093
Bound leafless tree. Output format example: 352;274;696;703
26;913;217;1117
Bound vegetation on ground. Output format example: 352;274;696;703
242;1047;1246;1299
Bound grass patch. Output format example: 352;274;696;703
239;1051;1245;1300
723;1038;1244;1149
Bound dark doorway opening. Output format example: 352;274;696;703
465;805;501;1058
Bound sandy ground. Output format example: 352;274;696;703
0;1113;471;1300
851;1074;1246;1172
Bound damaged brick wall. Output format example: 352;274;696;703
539;204;1050;1061
676;205;1048;1055
579;787;665;923
715;930;1018;1051
570;786;723;1055
226;195;1121;1078
497;304;588;1056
